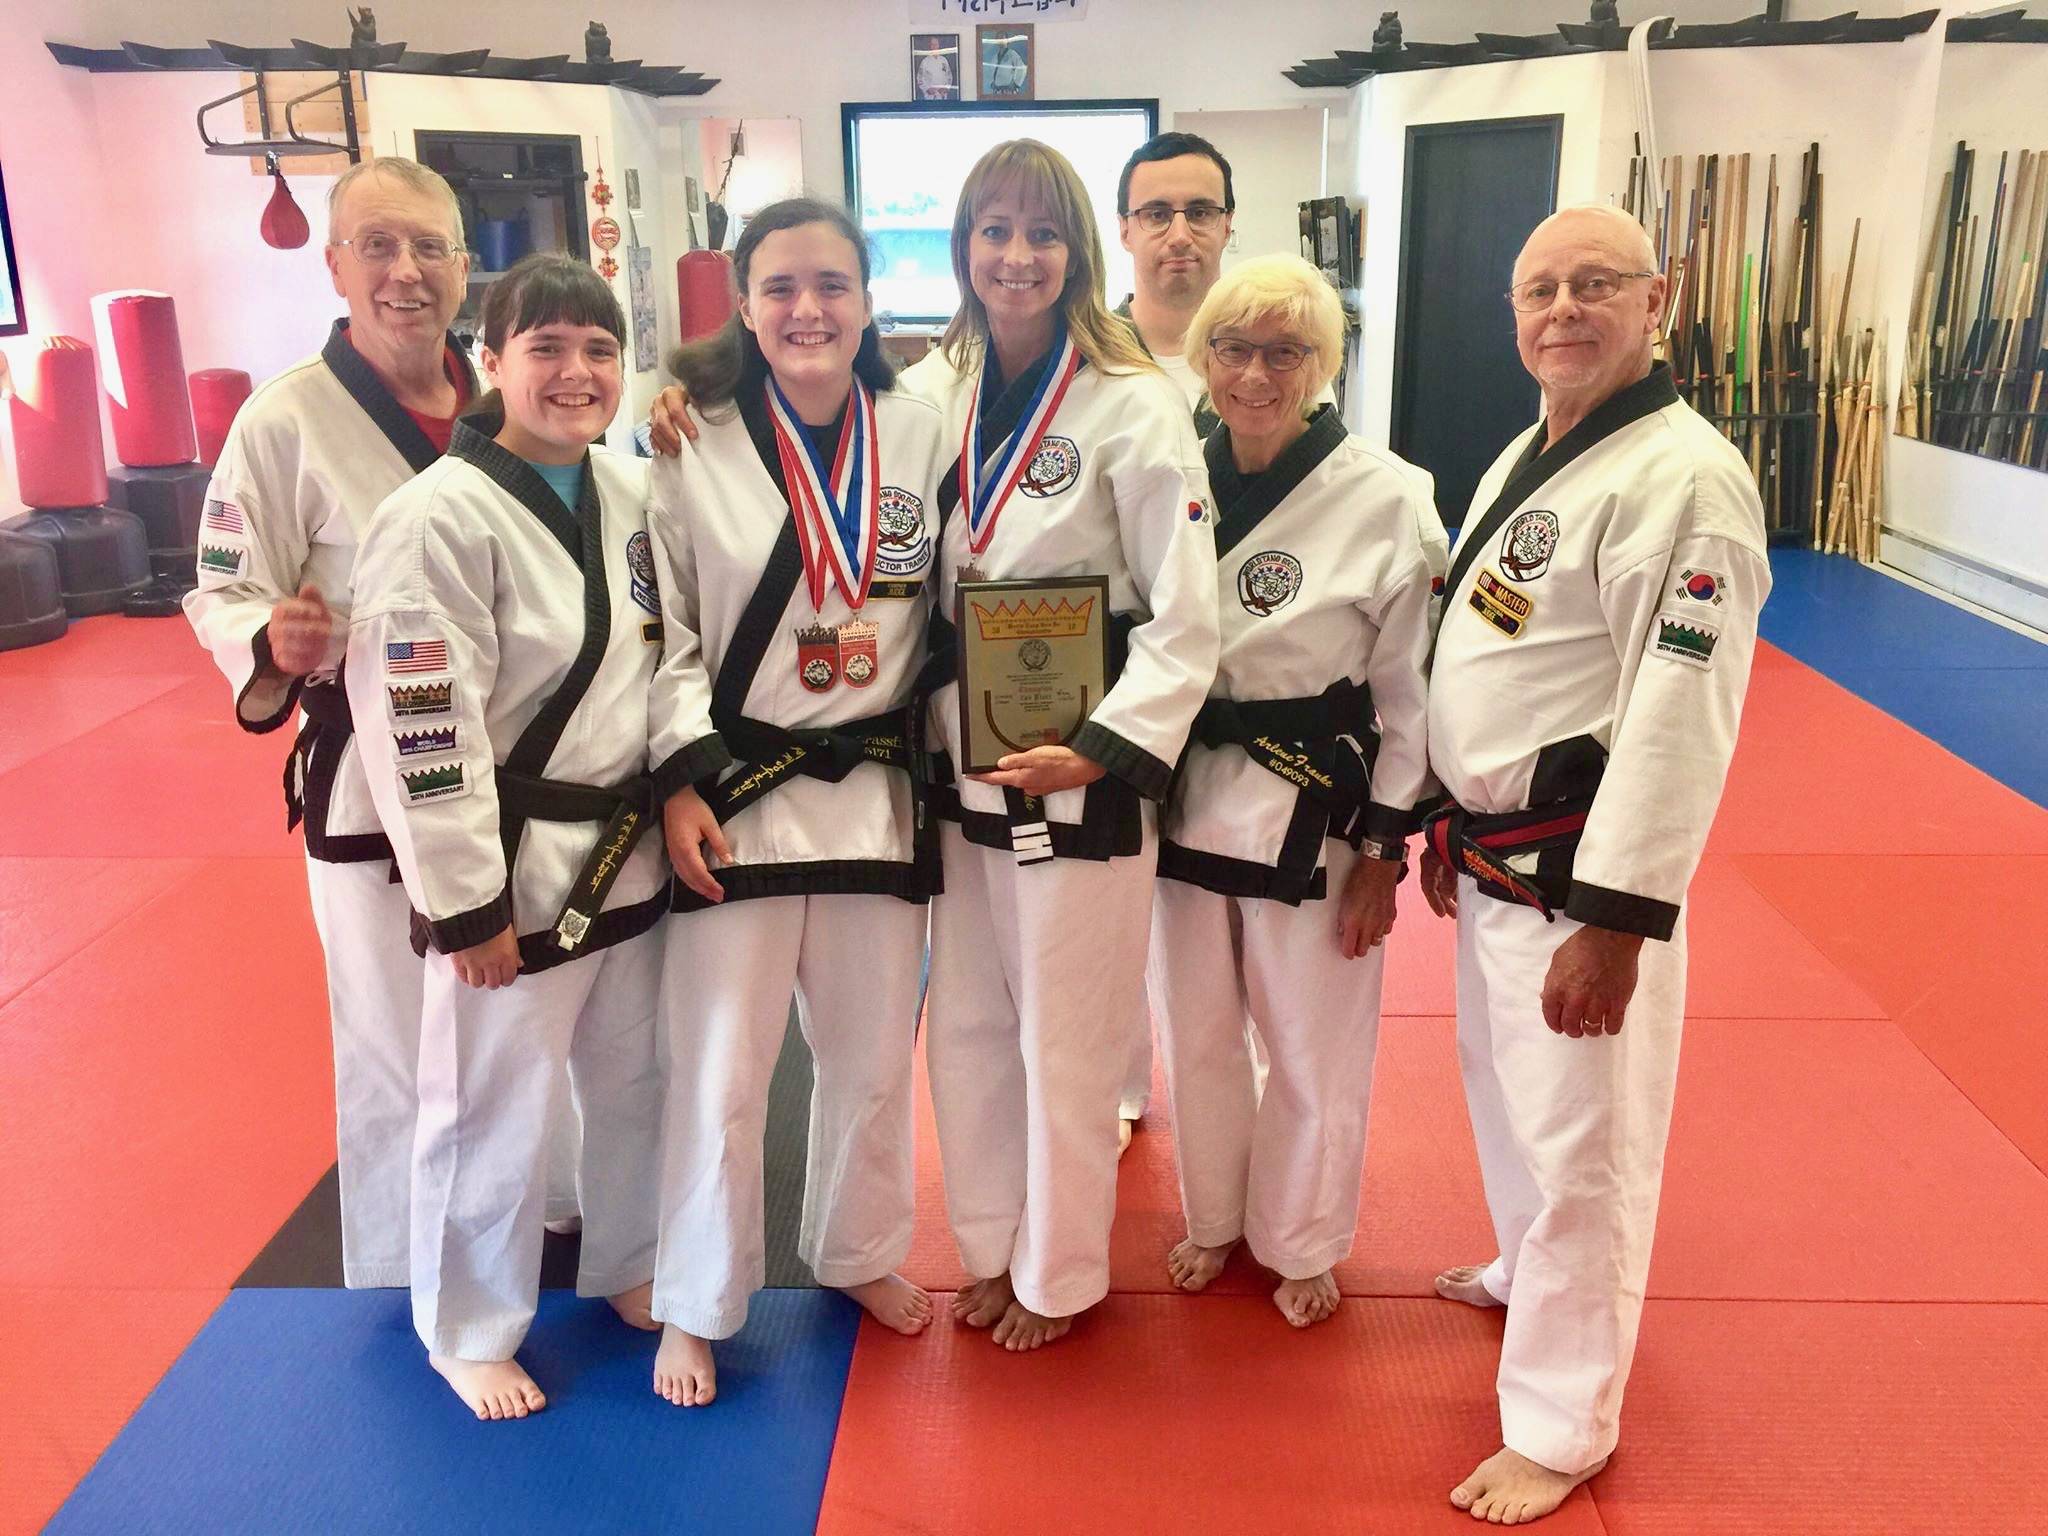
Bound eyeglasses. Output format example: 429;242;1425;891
1506;267;1655;312
335;233;465;268
1207;337;1312;373
1123;202;1228;234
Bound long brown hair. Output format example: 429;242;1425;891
667;197;893;418
939;139;1157;379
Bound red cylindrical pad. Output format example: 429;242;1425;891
189;369;255;467
92;290;199;467
677;251;738;343
9;336;110;509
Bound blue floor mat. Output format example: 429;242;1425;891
1764;549;2048;807
49;1288;862;1535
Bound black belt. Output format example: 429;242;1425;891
497;769;655;954
1191;678;1376;831
1422;795;1595;920
281;678;390;863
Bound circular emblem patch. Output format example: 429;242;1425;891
625;530;660;613
1498;509;1560;582
801;657;835;691
876;486;931;577
1018;436;1082;499
843;652;876;685
1018;638;1052;672
1237;550;1304;617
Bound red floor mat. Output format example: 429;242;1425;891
0;859;334;1288
1737;853;2048;1173
0;856;201;1008
817;1294;1606;1536
0;673;192;777
0;614;209;682
0;677;288;858
1597;1299;2048;1534
0;1285;224;1536
1713;649;2048;856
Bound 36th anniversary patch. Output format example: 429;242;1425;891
1652;613;1720;669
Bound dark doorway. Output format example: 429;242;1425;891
1392;117;1562;529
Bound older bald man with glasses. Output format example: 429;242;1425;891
185;158;509;1290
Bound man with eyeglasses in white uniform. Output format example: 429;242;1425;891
186;159;583;1287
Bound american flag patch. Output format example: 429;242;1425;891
203;500;244;535
386;639;449;674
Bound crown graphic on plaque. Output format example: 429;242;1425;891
968;594;1097;641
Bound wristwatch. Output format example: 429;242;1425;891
1361;836;1407;863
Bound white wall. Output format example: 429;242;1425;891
1176;107;1328;280
1349;52;1632;445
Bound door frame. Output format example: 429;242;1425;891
1390;114;1563;492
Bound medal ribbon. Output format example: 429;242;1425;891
959;329;1081;555
768;377;880;611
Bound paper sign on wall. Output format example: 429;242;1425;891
907;0;1088;21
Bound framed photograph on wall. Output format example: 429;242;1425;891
912;33;962;101
0;154;26;339
977;24;1035;102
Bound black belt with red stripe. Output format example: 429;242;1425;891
1422;795;1597;919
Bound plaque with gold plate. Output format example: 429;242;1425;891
955;575;1110;775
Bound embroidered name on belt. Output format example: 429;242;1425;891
1248;734;1336;793
1468;568;1533;637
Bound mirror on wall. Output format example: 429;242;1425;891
1900;15;2048;473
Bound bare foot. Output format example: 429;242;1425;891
841;1273;934;1336
1435;1263;1504;1309
608;1279;657;1331
429;1353;547;1421
652;1324;717;1407
1118;1116;1137;1159
991;1300;1073;1351
1450;1447;1606;1525
951;1273;1015;1328
1165;1236;1235;1292
1273;1270;1340;1328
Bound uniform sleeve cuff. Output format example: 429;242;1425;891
235;624;302;734
652;733;734;804
426;888;516;954
1071;721;1172;802
1564;880;1679;942
1360;802;1414;845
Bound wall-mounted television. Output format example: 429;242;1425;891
0;155;25;339
842;98;1159;328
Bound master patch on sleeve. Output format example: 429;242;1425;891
1652;612;1720;669
387;679;457;719
400;762;469;805
198;544;246;578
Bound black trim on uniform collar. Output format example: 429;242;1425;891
1208;404;1347;558
320;318;477;474
448;403;589;568
1441;361;1679;613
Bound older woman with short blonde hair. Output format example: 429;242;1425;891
1149;252;1444;1327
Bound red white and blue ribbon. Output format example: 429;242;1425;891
960;329;1081;555
768;377;880;612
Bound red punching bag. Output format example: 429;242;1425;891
8;336;110;510
91;290;199;468
190;369;255;467
261;161;310;250
677;250;738;344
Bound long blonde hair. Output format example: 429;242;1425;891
940;139;1157;379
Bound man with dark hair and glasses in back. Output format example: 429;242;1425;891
1114;132;1238;432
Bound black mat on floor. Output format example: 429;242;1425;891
235;1008;819;1290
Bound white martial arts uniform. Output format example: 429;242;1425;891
184;320;489;1288
1428;362;1769;1472
347;417;666;1361
1150;406;1437;1275
645;381;945;1339
902;340;1220;1318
